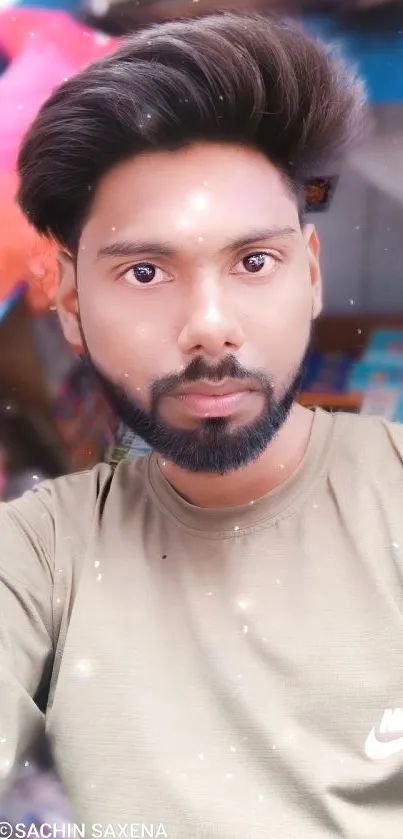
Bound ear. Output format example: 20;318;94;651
303;224;323;320
56;251;84;354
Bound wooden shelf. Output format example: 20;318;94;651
298;313;403;413
299;392;362;410
311;313;403;354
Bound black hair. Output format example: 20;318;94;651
17;11;366;252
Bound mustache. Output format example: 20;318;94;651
150;355;273;404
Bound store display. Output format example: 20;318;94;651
0;284;116;497
365;328;403;358
31;309;117;472
301;350;355;394
106;424;150;465
360;387;403;422
52;357;117;472
348;328;403;392
299;318;403;415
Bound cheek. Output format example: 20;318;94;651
243;269;313;355
237;282;312;395
78;283;164;385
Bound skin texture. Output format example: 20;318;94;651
57;142;323;507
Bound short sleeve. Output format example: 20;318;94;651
0;484;55;794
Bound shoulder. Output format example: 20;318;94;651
0;456;150;565
331;411;403;479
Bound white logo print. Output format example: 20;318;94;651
365;708;403;760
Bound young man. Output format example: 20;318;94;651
1;11;402;837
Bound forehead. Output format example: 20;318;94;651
82;143;299;250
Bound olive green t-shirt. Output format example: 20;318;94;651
1;408;403;837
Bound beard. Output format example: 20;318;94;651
82;345;309;474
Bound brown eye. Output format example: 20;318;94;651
231;251;279;279
121;262;172;287
131;263;156;283
242;253;267;273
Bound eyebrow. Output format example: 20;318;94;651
96;226;298;261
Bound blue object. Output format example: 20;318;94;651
348;329;403;392
367;330;403;354
0;50;9;76
304;14;403;103
0;282;27;325
302;351;355;393
6;0;81;9
348;363;403;392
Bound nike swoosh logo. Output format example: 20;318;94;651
365;728;403;760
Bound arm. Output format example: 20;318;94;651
0;485;55;796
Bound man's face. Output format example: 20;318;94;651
59;143;322;474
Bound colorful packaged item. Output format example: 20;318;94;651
302;351;355;394
107;423;150;464
348;328;403;394
360;387;403;422
0;731;75;829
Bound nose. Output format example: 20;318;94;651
177;279;245;360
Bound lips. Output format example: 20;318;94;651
168;379;261;419
172;379;257;398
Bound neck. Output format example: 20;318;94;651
157;403;314;509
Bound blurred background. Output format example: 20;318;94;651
0;0;403;501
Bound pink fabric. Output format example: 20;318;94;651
0;8;118;62
0;38;75;171
0;9;118;172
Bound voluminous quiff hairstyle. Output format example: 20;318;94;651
17;12;366;251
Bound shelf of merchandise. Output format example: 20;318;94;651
298;313;403;413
